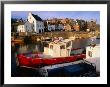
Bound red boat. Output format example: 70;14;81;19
16;52;86;68
16;39;86;68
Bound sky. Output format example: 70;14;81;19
11;11;100;24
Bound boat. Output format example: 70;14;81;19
11;39;24;44
38;60;96;77
11;39;23;42
16;39;86;68
17;53;86;68
11;37;24;43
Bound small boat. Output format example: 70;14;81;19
11;39;23;42
11;37;23;43
11;39;24;44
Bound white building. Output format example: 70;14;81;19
86;44;100;58
17;25;25;32
17;12;44;33
48;24;55;31
44;39;72;57
58;24;64;30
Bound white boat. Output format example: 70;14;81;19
44;39;72;58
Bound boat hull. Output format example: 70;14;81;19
17;53;86;68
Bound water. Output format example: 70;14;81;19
11;38;100;77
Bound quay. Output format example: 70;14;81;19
11;31;100;43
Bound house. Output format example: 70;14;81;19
87;19;96;31
46;20;56;31
74;22;80;31
17;12;44;34
64;24;71;31
48;24;55;31
75;19;87;31
11;18;19;33
44;20;48;32
26;12;44;33
60;19;66;24
58;24;64;30
17;24;25;32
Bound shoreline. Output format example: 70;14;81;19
11;31;100;43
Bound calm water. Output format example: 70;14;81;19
11;38;100;77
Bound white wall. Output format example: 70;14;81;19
61;49;67;57
53;44;61;57
36;21;44;33
17;25;25;32
28;12;37;32
27;12;44;33
86;45;100;58
48;25;55;31
48;25;52;31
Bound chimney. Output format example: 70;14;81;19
29;12;32;16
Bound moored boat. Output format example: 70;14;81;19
17;53;86;68
16;39;86;68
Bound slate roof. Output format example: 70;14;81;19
32;14;43;22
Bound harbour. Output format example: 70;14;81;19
11;11;100;77
11;38;100;77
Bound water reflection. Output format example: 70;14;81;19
72;38;99;48
12;38;100;54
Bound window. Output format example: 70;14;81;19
66;41;71;48
39;30;41;33
88;51;92;57
33;21;34;23
32;24;34;29
60;45;65;49
50;45;53;49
